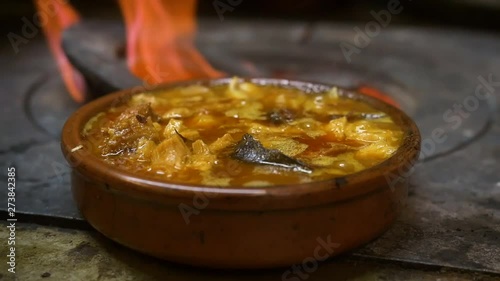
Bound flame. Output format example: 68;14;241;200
118;0;223;84
358;86;399;108
35;0;86;102
36;0;222;102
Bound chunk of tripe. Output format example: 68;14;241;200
209;133;235;153
355;142;398;167
151;134;190;172
226;77;263;100
324;116;347;141
189;140;216;171
259;137;308;157
192;114;218;128
163;119;183;137
225;101;264;120
192;139;210;155
135;137;157;161
163;119;200;140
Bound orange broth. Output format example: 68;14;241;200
81;79;404;187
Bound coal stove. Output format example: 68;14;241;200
1;19;499;274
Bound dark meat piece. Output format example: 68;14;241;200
136;114;147;123
267;108;295;125
232;134;312;174
330;112;386;122
129;103;162;124
100;103;161;156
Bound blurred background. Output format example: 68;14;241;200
2;0;500;33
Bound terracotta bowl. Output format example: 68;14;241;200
61;78;421;268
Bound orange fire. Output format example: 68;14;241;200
37;1;397;108
358;86;399;108
34;0;85;102
37;0;223;102
118;0;223;84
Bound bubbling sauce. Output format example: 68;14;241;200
81;78;404;187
